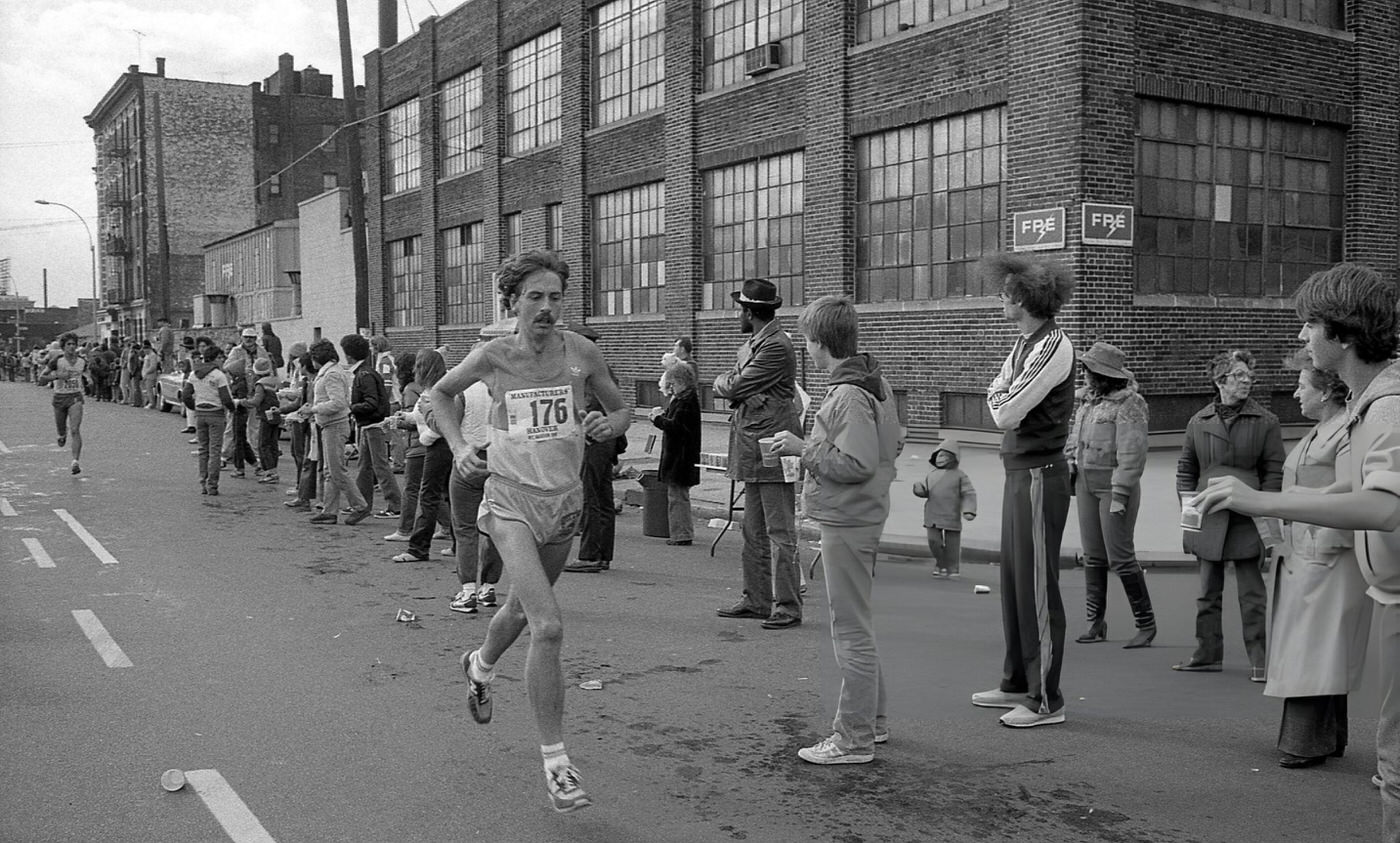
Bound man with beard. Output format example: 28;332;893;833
713;278;804;630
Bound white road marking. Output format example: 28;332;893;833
0;438;10;454
0;497;16;516
184;769;278;843
53;508;119;565
70;610;133;668
22;538;55;568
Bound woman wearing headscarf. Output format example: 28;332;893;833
1173;349;1285;680
1264;351;1373;769
1065;341;1155;648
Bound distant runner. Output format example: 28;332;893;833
39;332;89;475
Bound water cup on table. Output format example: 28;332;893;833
759;436;780;467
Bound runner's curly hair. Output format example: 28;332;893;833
496;249;570;312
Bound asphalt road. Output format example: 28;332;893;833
0;380;1384;843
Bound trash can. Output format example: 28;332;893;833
639;469;669;538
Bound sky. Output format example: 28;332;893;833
0;0;428;308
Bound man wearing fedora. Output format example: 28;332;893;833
713;279;804;630
971;252;1077;728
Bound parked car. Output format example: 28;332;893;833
156;371;184;413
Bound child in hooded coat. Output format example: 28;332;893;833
913;439;977;577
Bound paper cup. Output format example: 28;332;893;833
1179;491;1202;531
759;436;780;467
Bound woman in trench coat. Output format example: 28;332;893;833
1265;352;1373;768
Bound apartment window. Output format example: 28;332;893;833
269;173;282;197
593;0;665;126
1213;0;1341;27
593;182;665;315
268;123;281;146
322;172;339;191
506;29;562;155
385;98;421;194
1136;100;1343;297
503;212;522;258
322;123;339;153
440;68;484;177
703;151;804;310
442;222;487;324
388;236;423;327
701;0;805;92
856;0;997;43
855;107;1004;302
545;203;564;251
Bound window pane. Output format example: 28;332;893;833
853;107;1004;302
702;152;804;308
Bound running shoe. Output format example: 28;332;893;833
449;588;478;614
460;650;492;723
57;435;66;447
70;461;81;475
545;765;592;813
477;586;497;608
432;527;452;540
373;509;400;519
383;530;412;542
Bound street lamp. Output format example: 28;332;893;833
34;199;99;344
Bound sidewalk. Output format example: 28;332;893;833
623;413;1207;569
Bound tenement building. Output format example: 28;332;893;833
86;55;354;342
364;0;1398;436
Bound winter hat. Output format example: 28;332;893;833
253;357;273;375
929;437;962;466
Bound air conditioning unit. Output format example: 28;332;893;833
743;42;782;76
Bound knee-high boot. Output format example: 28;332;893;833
1120;569;1157;649
1076;565;1109;643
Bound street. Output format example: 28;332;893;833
0;380;1384;843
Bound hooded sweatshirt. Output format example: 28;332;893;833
915;440;978;530
1343;360;1400;604
801;354;904;528
186;361;233;411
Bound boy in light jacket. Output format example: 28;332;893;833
770;295;904;765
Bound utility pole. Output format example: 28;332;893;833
337;0;370;332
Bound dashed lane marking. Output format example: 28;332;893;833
22;538;55;568
184;769;278;843
0;497;15;516
53;508;119;565
70;609;133;668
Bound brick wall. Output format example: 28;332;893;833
360;0;1398;432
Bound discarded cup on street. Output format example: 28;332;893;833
160;769;186;792
579;680;604;691
394;608;417;623
974;585;991;594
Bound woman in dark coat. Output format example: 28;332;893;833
650;353;701;545
1173;349;1285;680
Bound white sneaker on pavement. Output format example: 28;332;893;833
999;704;1065;728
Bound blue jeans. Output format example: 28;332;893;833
195;410;225;492
740;481;801;620
355;424;402;512
819;522;888;753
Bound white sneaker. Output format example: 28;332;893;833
383;531;411;542
477;586;497;607
999;704;1065;728
798;734;874;765
971;688;1025;709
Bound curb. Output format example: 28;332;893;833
684;500;1196;570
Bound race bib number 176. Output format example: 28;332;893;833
504;385;577;442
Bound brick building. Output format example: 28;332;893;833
363;0;1398;437
85;55;355;344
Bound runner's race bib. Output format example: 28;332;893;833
504;385;578;442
